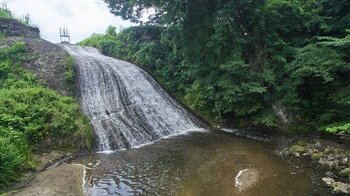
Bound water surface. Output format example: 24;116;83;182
73;131;327;196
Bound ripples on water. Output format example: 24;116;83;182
72;132;327;196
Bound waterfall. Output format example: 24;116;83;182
60;45;204;151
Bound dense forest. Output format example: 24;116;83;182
80;0;350;134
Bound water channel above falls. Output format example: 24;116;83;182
72;131;328;196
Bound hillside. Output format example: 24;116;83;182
0;18;74;96
0;18;92;192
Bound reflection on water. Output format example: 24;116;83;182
72;132;327;196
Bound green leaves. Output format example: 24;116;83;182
64;56;75;92
0;87;91;149
0;137;26;189
95;0;350;131
326;123;350;134
290;44;348;83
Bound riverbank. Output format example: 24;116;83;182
223;128;350;194
9;164;84;196
283;137;350;194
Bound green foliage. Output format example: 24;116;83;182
0;3;12;19
283;33;350;132
326;123;350;134
90;0;350;132
0;137;27;190
0;3;36;27
0;43;37;89
0;87;93;149
106;25;117;37
64;56;75;90
0;43;93;190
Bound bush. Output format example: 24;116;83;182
0;137;26;189
0;87;93;149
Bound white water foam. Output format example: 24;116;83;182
61;45;205;151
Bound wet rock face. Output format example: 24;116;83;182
0;18;40;38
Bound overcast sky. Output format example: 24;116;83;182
4;0;135;43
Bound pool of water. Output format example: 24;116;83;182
72;131;329;195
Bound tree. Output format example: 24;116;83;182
96;0;350;131
106;25;117;36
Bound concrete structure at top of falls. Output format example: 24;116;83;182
61;45;204;151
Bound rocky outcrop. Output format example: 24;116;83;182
3;37;74;96
0;18;73;96
0;18;40;38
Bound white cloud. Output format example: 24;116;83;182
4;0;135;43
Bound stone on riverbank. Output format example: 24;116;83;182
296;140;308;146
290;144;306;154
311;152;325;160
284;138;350;194
339;168;350;178
332;182;350;194
322;177;350;194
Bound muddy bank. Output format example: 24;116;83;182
10;164;84;196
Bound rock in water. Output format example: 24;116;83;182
234;169;259;191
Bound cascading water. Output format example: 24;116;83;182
60;45;204;151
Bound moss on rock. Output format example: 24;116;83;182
290;145;306;154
